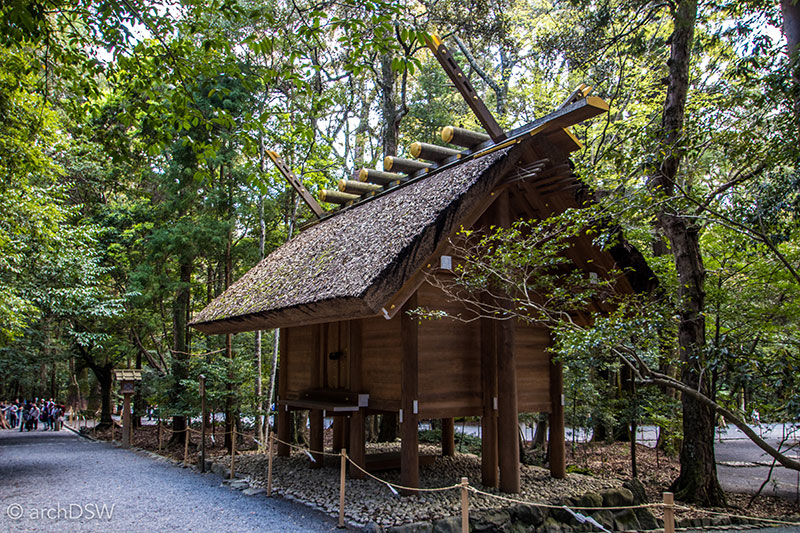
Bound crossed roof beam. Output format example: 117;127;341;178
267;33;607;224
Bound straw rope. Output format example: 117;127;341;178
466;486;662;511
677;505;800;527
272;435;346;458
344;456;462;493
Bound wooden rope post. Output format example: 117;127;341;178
267;431;274;497
184;427;190;466
663;492;675;533
230;428;237;479
339;448;347;529
157;421;163;452
460;477;469;533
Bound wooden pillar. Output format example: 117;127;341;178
332;417;346;452
310;409;324;468
347;318;365;478
442;418;455;456
480;311;499;487
277;405;290;456
549;358;566;479
497;317;519;493
122;392;132;448
495;191;520;493
277;328;290;457
400;293;419;494
348;410;366;479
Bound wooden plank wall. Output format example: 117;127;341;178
361;315;402;407
323;321;349;390
515;324;552;413
416;281;482;418
284;325;316;397
282;299;551;414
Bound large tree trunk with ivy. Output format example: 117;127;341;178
650;0;725;506
169;259;192;445
662;214;724;504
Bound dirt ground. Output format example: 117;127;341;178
566;440;800;521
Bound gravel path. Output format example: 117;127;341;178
0;428;343;532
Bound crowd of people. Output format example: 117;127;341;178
0;399;65;431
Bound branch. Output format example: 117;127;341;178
148;332;169;371
452;35;505;114
694;162;767;216
642;369;800;471
117;0;190;95
669;179;800;285
131;329;166;375
74;342;100;374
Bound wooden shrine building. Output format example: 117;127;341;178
190;36;652;494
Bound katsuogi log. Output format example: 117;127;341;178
320;189;360;204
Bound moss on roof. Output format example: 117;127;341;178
191;145;525;334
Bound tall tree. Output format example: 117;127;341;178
647;0;725;506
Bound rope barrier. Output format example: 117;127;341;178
466;486;661;512
271;435;345;458
343;455;462;493
676;505;800;527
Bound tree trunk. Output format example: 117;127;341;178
49;362;57;400
169;258;192;445
265;194;299;433
782;0;800;132
224;223;235;453
133;348;143;428
224;332;235;452
532;417;548;449
376;53;403;446
380;54;399;159
291;410;309;446
649;0;724;506
254;144;268;443
378;414;398;442
68;357;81;410
96;364;114;428
663;214;725;504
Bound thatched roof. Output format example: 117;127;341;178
191;143;527;334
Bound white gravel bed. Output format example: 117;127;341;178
220;442;621;528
